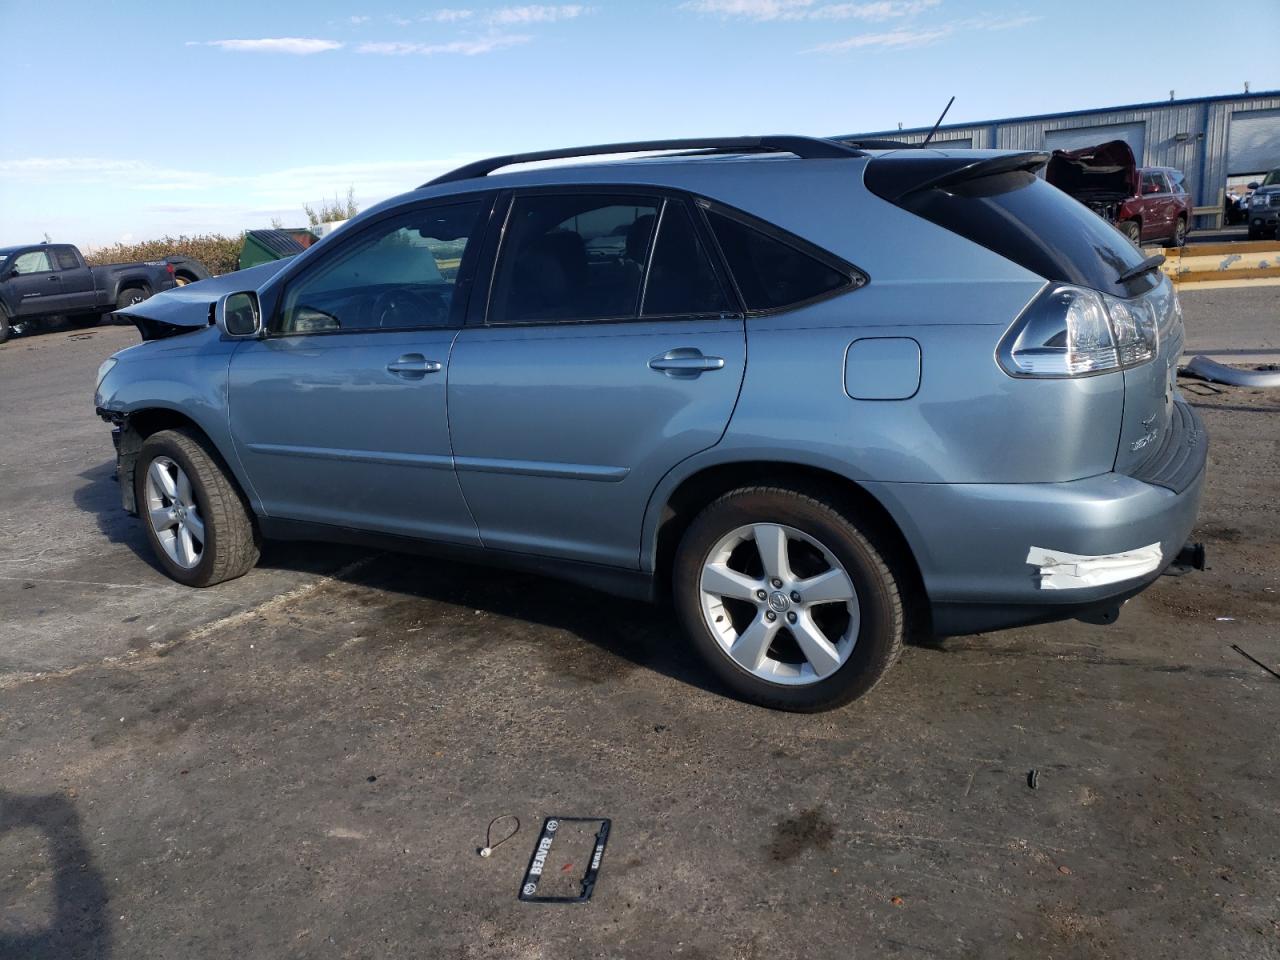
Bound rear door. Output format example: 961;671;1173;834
50;246;96;312
446;191;745;568
228;197;493;544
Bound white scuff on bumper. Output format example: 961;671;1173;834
1026;542;1164;590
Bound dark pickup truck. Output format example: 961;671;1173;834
0;243;202;343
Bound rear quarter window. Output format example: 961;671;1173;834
700;205;860;313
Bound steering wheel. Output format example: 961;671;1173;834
367;287;449;329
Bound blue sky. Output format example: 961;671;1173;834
1;0;1276;248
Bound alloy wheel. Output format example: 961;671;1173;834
698;523;860;685
144;456;205;569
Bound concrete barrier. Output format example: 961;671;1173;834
1147;240;1280;288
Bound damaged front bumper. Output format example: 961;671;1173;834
97;408;141;515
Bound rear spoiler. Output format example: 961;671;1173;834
866;152;1051;203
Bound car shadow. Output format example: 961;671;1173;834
73;457;932;699
0;791;111;959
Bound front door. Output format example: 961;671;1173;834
8;248;66;317
228;198;491;544
447;192;746;568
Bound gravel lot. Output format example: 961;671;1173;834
1;292;1277;960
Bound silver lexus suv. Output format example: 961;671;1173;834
95;136;1207;711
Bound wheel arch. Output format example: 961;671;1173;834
644;457;929;630
116;405;256;516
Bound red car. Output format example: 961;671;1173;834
1046;140;1192;247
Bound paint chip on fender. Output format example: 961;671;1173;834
1026;543;1163;590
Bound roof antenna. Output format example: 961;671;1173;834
920;96;955;148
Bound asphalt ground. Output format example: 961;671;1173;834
1;290;1277;960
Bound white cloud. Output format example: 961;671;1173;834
809;26;947;49
358;34;531;54
487;4;589;24
423;8;475;21
680;0;936;20
349;15;371;24
192;37;343;54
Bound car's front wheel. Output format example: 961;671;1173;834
135;428;260;587
673;486;904;712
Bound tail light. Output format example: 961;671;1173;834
998;284;1159;378
166;263;175;274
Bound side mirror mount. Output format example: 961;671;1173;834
1247;181;1260;190
216;291;263;338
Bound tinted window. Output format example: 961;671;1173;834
490;195;659;324
53;246;80;270
871;163;1154;299
11;250;53;275
278;201;482;334
642;202;732;317
704;209;850;312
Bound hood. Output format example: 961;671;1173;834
1045;140;1138;205
118;258;293;340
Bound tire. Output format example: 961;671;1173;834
1119;220;1142;245
1248;226;1263;241
673;485;904;712
134;428;260;587
0;307;10;345
1172;216;1187;247
116;286;149;311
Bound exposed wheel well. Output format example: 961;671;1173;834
652;461;930;632
117;409;247;516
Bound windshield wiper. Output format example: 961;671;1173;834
1116;254;1165;284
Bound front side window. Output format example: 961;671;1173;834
277;200;483;334
489;195;661;324
11;250;53;275
704;208;851;312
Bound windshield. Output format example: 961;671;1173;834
1263;169;1280;187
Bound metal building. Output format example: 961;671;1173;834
842;91;1280;227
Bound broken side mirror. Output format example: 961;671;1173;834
216;291;262;338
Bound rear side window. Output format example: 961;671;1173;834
490;195;660;324
703;209;852;312
642;202;731;317
869;162;1154;299
53;247;80;270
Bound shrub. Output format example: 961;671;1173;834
83;234;244;276
304;187;359;227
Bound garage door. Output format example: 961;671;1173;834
928;137;973;148
1226;108;1280;175
1044;122;1146;161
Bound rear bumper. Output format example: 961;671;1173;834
865;402;1208;636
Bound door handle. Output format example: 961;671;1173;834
648;348;725;378
48;276;60;282
386;354;443;379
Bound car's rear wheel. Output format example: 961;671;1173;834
116;286;149;311
1172;216;1187;247
0;307;10;345
673;486;904;712
1119;220;1142;245
135;428;260;587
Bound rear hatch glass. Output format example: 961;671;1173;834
865;155;1157;299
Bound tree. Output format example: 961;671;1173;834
304;187;359;227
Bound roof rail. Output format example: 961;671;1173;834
423;136;867;187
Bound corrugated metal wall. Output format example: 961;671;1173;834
844;93;1280;226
